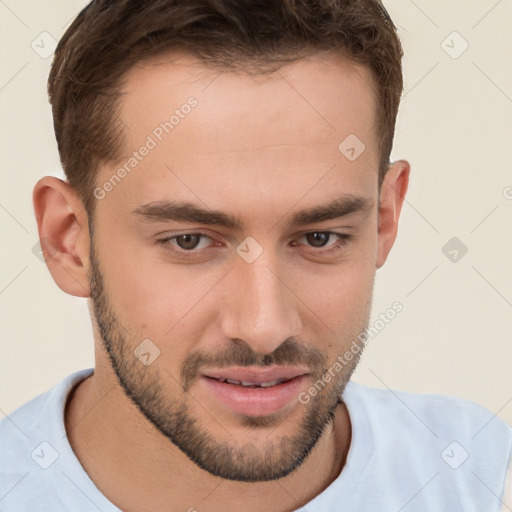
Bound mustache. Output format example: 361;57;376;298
181;338;326;391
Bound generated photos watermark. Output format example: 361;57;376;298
298;301;403;404
93;96;198;200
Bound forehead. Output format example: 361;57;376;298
119;49;377;146
97;50;379;219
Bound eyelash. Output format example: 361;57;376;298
156;231;353;258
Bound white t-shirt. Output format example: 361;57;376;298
1;368;511;511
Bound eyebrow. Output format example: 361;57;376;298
131;194;373;230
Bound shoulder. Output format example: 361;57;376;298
342;381;512;510
0;369;94;510
345;380;512;438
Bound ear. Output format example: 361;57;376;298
376;160;410;269
33;177;91;297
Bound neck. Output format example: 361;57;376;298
65;369;351;512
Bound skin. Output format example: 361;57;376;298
33;50;409;512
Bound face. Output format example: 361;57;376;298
88;51;380;481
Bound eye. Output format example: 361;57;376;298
156;230;352;259
296;231;352;252
158;233;213;253
303;232;337;248
302;231;350;248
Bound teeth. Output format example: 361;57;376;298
259;380;280;387
219;378;290;387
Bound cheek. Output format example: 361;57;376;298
299;265;374;327
296;231;377;311
98;241;222;349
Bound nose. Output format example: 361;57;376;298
220;253;302;355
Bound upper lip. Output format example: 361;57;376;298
201;366;309;384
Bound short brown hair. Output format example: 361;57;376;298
49;0;404;213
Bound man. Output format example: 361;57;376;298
1;0;511;510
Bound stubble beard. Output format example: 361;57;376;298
87;234;367;482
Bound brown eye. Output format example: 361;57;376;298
157;232;218;259
293;231;352;256
305;232;332;247
175;234;203;250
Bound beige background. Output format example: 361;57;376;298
1;0;511;425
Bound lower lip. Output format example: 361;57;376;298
200;375;308;417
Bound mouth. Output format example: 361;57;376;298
199;366;310;416
206;376;296;388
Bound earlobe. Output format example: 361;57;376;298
376;160;410;269
33;177;91;298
